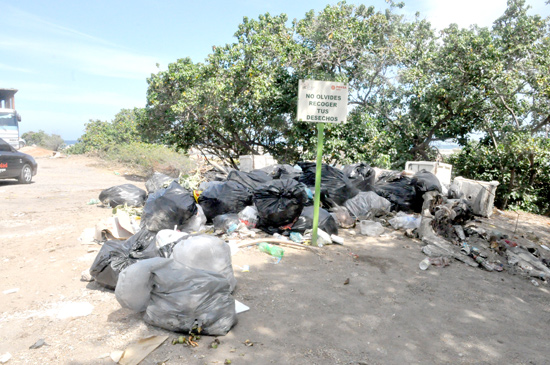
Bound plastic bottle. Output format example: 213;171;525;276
258;242;284;259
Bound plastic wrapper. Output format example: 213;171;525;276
172;235;237;292
373;174;418;212
198;181;253;221
143;260;237;335
98;184;147;208
115;257;172;312
226;170;272;191
253;179;308;231
145;172;176;194
291;206;338;236
141;181;198;232
298;162;359;206
89;239;136;290
389;212;422;229
344;191;391;219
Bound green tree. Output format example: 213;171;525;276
21;130;65;151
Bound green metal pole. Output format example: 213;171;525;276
311;122;325;246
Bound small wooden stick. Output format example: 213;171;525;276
237;238;320;252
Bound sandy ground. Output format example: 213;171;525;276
1;153;550;365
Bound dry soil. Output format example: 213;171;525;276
1;153;550;365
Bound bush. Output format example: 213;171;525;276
21;130;65;151
100;142;195;177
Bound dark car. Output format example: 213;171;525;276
0;137;37;184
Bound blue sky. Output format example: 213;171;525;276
1;0;548;140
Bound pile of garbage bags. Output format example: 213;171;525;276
89;165;480;335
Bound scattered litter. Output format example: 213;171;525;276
235;300;250;313
3;288;19;295
360;220;384;237
0;353;12;364
331;234;344;245
258;242;284;263
29;339;46;350
118;335;168;365
110;351;124;363
241;265;250;273
87;198;100;205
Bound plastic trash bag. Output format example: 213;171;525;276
172;234;237;292
180;204;207;233
298;162;359;206
330;205;356;228
143;260;237;335
141;181;198;232
213;214;241;234
389;212;422;229
412;170;442;193
89;239;136;290
373;174;418;212
291;206;338;236
360;220;385;236
226;170;272;192
115;257;172;312
238;206;259;228
344;191;391;219
98;184;147;208
342;163;376;191
128;229;159;260
253;179;308;231
198;181;253;221
145;172;176;194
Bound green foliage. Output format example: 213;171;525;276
67;108;144;154
21;130;65;151
100;141;195;177
139;0;550;211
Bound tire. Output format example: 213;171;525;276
18;164;33;184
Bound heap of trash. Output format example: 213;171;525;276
85;161;550;336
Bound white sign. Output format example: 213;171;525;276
297;79;348;123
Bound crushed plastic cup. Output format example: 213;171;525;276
419;258;430;270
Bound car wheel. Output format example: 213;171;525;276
18;164;33;184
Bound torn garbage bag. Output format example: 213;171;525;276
141;181;197;232
253;179;308;232
412;170;442;194
143;259;237;335
145;172;177;194
342;163;376;191
99;184;147;208
344;191;391;219
172;235;237;292
291;206;338;236
198;180;253;222
298;162;359;206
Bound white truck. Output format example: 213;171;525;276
0;88;25;149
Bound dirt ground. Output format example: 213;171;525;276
1;152;550;365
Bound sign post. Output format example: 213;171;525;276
297;80;348;246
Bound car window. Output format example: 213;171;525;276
0;139;12;152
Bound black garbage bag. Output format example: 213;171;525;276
143;260;237;336
298;162;359;206
373;174;418;212
291;206;338;236
226;170;272;192
268;164;302;180
141;181;198;232
412;170;442;193
198;181;253;222
344;191;392;219
145;172;176;194
342;163;376;191
89;239;136;290
98;184;147;208
89;229;160;290
253;179;308;231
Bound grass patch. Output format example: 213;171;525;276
93;142;195;177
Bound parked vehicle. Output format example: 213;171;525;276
0;88;24;149
0;137;37;183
